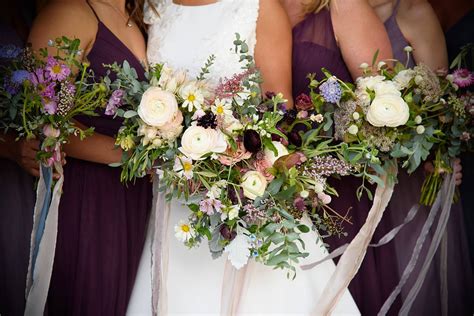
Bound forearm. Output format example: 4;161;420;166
63;131;122;165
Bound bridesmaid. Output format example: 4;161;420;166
370;0;473;314
28;0;153;314
280;1;401;315
0;1;37;315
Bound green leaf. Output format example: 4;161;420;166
123;110;138;118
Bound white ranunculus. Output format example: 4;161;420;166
224;234;250;269
179;125;227;160
373;81;401;96
264;141;289;165
138;87;179;128
356;75;385;91
241;171;267;200
366;93;410;127
393;69;415;89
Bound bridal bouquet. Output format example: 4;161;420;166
105;36;364;273
156;39;363;273
307;49;473;205
0;37;105;169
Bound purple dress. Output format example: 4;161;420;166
292;10;402;316
383;2;473;314
0;22;35;316
46;14;152;315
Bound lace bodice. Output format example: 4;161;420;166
145;0;260;86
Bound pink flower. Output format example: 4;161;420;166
297;110;308;119
45;143;62;167
452;69;474;88
43;124;60;138
43;98;58;114
45;56;71;81
218;141;252;166
253;154;274;181
199;198;223;215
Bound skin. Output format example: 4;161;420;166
280;0;394;80
370;0;448;70
174;0;294;107
27;0;147;165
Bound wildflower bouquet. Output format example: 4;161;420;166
106;36;364;273
307;49;473;205
0;37;106;168
156;39;363;273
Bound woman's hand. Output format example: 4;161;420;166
12;138;41;177
424;158;462;186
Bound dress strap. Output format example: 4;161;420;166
393;0;401;14
86;1;101;22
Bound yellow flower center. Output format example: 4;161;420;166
181;224;190;233
52;64;62;74
183;162;193;172
216;105;224;114
187;94;196;102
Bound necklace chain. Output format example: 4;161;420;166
91;1;133;27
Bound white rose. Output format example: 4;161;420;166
264;141;289;165
223;115;244;134
179;125;227;160
159;111;184;141
138;87;179;128
393;69;415;90
356;75;385;91
366;93;410;127
241;171;267;200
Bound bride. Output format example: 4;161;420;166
128;0;360;314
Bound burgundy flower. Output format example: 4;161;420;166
288;130;302;147
295;93;313;111
220;225;237;241
243;129;262;153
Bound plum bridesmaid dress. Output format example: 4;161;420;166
292;9;402;316
46;4;152;315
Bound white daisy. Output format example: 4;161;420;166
180;82;205;112
173;156;194;180
175;221;195;243
211;98;233;117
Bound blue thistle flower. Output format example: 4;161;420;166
0;45;22;59
319;78;342;104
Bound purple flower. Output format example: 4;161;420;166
45;56;71;81
3;80;19;95
0;45;22;59
11;70;30;85
105;89;125;116
452;69;474;88
293;196;306;211
220;225;237;241
319;78;342;104
43;99;58;115
199;198;222;215
29;68;48;86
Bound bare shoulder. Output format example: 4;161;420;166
258;0;289;22
28;0;97;53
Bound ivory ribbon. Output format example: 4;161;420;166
151;177;170;315
378;172;455;315
311;166;397;315
220;260;250;315
24;163;64;316
301;204;420;270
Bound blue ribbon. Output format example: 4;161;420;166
31;164;53;276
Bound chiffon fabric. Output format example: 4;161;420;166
45;7;152;315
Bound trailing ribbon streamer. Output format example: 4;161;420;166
24;163;64;316
378;171;455;316
312;165;397;315
150;177;170;315
301;204;420;270
220;260;249;315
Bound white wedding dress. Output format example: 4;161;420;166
127;1;360;315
